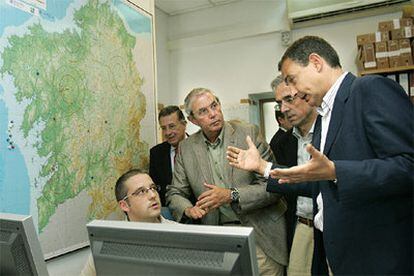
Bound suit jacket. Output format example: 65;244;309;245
272;129;298;252
149;141;172;206
272;73;413;275
166;121;288;266
270;128;287;156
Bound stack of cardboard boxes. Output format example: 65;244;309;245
357;12;414;71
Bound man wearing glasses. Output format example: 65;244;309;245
149;106;188;207
269;76;293;159
228;36;413;275
81;169;176;276
166;88;288;276
271;76;317;275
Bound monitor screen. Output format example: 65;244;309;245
87;220;259;276
0;213;49;276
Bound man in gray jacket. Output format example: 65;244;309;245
166;87;287;275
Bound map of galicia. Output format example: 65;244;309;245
0;0;156;257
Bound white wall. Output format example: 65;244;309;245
155;8;172;105
155;1;401;106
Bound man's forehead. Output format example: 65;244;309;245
281;58;303;74
275;83;292;99
160;112;179;125
126;174;152;189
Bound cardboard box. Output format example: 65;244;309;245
379;20;395;32
391;27;414;39
388;40;400;55
400;54;413;66
375;41;388;58
389;56;400;67
376;57;389;69
357;32;390;45
362;43;376;69
379;18;413;32
357;33;375;45
375;31;390;42
400;18;413;27
399;38;412;54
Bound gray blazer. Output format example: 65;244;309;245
166;120;288;266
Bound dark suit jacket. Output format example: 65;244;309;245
270;128;287;156
269;73;413;275
271;129;298;252
149;141;172;206
316;73;413;274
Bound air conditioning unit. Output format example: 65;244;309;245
287;0;413;29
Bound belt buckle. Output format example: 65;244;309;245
298;216;313;227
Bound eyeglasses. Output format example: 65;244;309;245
193;101;219;118
275;93;298;110
121;184;160;201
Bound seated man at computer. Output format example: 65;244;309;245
81;169;176;276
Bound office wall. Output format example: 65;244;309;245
155;2;400;107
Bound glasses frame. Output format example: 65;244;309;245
121;184;160;202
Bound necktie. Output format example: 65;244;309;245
173;146;179;163
312;115;322;151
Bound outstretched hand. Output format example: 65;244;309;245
270;144;336;183
226;136;268;175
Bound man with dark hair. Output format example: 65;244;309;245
228;36;413;275
149;105;187;206
81;169;176;276
167;87;288;276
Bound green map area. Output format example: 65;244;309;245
1;0;149;231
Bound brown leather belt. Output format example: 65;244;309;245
298;216;313;227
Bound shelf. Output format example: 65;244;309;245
359;65;414;76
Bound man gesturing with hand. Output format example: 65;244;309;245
166;87;288;276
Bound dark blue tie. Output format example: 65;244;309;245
312;115;322;151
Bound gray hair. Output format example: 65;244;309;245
184;88;220;116
270;75;284;91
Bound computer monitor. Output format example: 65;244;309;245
0;213;49;276
87;220;259;276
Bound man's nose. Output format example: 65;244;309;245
164;128;174;137
208;108;217;118
281;103;289;113
147;189;156;198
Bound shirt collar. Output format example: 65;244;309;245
203;125;224;148
317;72;348;117
292;121;315;140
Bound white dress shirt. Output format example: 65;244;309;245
313;71;348;232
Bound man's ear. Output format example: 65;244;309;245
119;200;130;213
308;53;323;72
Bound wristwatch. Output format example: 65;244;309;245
230;188;240;203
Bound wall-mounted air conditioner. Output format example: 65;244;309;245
287;0;413;29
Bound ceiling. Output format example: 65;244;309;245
155;0;241;16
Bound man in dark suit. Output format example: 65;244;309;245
275;36;413;274
149;106;187;206
269;76;292;157
228;36;413;275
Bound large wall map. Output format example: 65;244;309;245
0;0;156;257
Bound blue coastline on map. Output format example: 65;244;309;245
0;86;30;215
0;1;31;37
113;0;151;34
39;0;73;22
